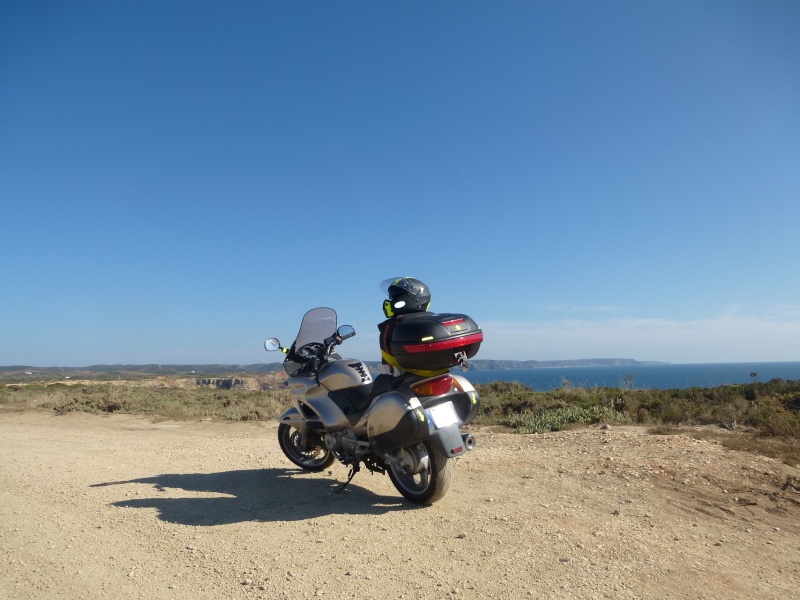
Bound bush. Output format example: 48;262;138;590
475;379;800;440
0;383;292;421
500;402;633;434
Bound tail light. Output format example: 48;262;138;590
411;374;454;397
452;377;468;393
401;332;483;353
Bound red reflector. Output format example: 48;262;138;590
411;375;453;397
451;446;464;454
403;332;483;353
442;318;465;326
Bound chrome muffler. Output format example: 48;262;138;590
461;433;476;451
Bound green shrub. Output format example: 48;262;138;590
500;402;633;434
475;379;800;441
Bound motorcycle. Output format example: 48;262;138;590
264;307;482;504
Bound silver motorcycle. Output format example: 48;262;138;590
264;307;480;504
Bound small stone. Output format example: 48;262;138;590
456;532;468;539
611;509;621;516
559;557;570;563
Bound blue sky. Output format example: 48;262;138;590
2;1;799;366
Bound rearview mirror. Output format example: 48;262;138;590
337;325;356;340
264;338;282;352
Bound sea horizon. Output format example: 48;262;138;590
459;361;800;391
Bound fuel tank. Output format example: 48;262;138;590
317;359;372;391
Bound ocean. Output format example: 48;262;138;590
458;362;800;391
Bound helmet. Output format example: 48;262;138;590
380;277;431;318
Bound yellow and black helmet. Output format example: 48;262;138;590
380;277;431;318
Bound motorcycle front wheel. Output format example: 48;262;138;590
388;440;452;504
277;423;335;471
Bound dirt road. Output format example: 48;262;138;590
1;412;798;599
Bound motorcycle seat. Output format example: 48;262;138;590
329;373;397;425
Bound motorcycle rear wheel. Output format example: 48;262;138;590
388;440;452;504
277;423;335;471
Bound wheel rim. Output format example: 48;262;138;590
283;427;331;468
389;446;432;495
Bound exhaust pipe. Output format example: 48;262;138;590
461;433;476;451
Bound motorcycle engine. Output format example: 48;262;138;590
323;430;358;457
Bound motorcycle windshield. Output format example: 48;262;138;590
293;307;337;348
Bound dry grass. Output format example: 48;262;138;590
0;382;292;422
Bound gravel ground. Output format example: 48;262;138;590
1;411;799;599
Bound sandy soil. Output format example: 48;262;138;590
1;411;798;599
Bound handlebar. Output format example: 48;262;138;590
265;323;357;377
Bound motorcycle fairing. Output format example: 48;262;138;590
278;406;305;429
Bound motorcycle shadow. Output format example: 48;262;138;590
93;468;411;526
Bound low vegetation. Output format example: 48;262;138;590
0;383;292;422
475;379;800;465
2;377;798;465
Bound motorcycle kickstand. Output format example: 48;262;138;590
335;462;360;493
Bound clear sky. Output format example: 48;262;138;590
2;1;799;367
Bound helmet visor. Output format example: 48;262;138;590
379;277;422;298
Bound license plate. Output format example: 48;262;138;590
428;401;459;428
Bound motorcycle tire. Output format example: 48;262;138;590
277;423;335;471
387;440;452;504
